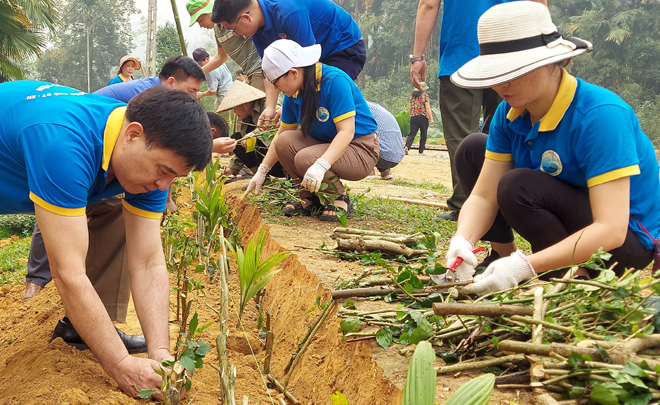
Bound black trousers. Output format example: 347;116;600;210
456;133;654;277
405;115;429;154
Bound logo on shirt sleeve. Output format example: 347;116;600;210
540;150;563;176
316;107;330;122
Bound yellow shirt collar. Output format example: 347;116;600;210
292;62;322;99
102;106;126;171
119;74;128;82
506;68;577;132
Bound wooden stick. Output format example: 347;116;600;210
332;281;471;299
284;300;335;387
334;238;428;256
216;226;235;405
268;374;300;404
509;315;606;340
380;196;449;210
435;354;526;374
332;227;425;239
532;287;545;345
433;302;534;317
264;312;274;375
495;370;531;385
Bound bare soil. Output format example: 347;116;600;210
0;151;527;404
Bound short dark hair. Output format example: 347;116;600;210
192;48;210;64
158;55;206;83
211;0;251;23
412;90;423;98
236;70;244;76
126;86;212;171
207;112;229;139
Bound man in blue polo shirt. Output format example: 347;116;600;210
21;55;207;302
0;81;212;400
211;0;365;131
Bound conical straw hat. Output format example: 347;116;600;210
216;80;266;112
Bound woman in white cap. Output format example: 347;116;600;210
108;55;141;85
442;1;660;295
245;39;379;221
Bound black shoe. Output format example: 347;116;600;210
436;210;459;221
475;250;501;274
51;316;148;354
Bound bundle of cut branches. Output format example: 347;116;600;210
335;250;660;405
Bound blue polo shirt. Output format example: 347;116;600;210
95;76;161;103
280;64;376;141
438;0;518;77
485;71;660;249
108;74;129;86
252;0;362;59
0;81;167;219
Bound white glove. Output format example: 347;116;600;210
461;250;536;295
245;163;270;195
301;158;331;193
431;235;478;284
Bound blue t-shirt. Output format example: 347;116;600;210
0;81;167;219
281;64;377;141
207;65;233;98
485;72;660;250
95;76;161;103
367;102;404;164
252;0;362;59
438;0;517;77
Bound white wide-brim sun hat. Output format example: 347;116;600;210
451;1;592;89
262;39;322;82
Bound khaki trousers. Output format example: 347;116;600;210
274;131;379;200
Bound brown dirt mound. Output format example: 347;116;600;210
0;196;399;404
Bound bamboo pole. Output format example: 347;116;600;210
215;226;235;405
379;196;449;210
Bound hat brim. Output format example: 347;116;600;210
451;44;588;89
217;80;267;112
189;2;213;26
118;57;141;73
262;43;322;82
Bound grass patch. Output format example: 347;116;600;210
0;237;31;285
352;196;456;237
389;179;452;194
0;214;36;238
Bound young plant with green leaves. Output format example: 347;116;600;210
226;229;289;319
137;313;212;404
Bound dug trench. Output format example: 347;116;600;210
0;194;400;404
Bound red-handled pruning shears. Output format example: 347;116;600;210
446;246;486;282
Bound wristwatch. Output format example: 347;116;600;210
410;54;425;64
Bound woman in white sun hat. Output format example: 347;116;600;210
244;39;379;222
108;55;141;85
440;1;660;295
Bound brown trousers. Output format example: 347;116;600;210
274;131;379;200
247;72;265;92
29;199;130;321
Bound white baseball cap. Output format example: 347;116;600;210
262;39;322;82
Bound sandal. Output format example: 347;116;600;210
283;200;313;217
319;194;354;222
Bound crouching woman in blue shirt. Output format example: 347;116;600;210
245;39;379;221
442;2;660;295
